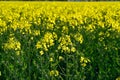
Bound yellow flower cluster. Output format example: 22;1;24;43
50;70;59;76
116;77;120;80
74;33;83;44
39;50;44;56
62;26;68;34
2;35;21;51
36;32;57;51
80;56;90;67
49;57;54;62
2;34;21;55
0;19;7;35
58;35;74;53
59;56;64;61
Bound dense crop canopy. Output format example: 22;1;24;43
0;2;120;80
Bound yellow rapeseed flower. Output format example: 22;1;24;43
49;57;54;62
74;33;83;44
116;77;120;80
54;70;59;76
59;56;64;61
39;50;44;56
80;56;90;67
30;37;34;40
32;30;40;36
3;36;21;50
36;41;42;49
50;70;59;76
71;47;76;52
80;56;84;63
50;70;54;76
81;63;87;67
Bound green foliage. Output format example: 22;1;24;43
0;2;120;80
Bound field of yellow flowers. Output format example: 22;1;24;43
0;2;120;80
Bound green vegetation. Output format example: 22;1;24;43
0;2;120;80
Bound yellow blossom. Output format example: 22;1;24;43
116;77;120;80
81;63;87;67
36;41;42;49
71;47;76;52
39;51;44;56
49;57;54;62
50;70;59;76
59;56;64;61
33;30;40;36
80;56;90;67
30;37;34;40
3;36;21;50
16;51;20;56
